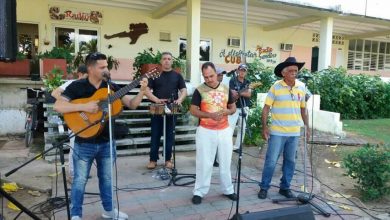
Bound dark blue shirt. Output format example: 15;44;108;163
229;77;251;108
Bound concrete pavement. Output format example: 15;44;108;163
0;132;374;220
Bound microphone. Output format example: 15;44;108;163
226;69;236;77
102;71;111;82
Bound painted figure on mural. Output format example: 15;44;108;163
104;23;149;44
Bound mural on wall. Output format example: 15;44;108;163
104;23;149;44
49;6;103;24
219;45;277;64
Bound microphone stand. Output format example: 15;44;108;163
105;77;118;217
168;93;196;186
271;77;330;217
4;112;110;220
231;72;249;220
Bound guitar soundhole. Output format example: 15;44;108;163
99;100;109;112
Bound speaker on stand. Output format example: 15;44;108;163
0;0;17;62
240;204;315;220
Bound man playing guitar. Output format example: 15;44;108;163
228;63;252;152
54;52;148;220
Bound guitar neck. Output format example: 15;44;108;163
109;78;141;102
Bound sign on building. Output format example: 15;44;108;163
49;6;103;24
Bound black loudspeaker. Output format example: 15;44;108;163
240;205;315;220
0;0;17;61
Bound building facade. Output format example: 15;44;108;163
1;0;390;135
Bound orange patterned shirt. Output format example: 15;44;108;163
192;83;233;130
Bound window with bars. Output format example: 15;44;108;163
312;33;345;45
347;39;390;71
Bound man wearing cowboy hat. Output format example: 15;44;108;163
258;57;310;200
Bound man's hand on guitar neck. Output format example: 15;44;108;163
139;78;148;93
83;100;100;113
231;88;251;102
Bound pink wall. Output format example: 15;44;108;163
280;46;337;71
280;46;312;70
110;58;135;81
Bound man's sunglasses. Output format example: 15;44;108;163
85;52;106;62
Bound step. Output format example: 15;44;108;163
116;117;190;125
122;109;150;115
116;133;195;146
128;125;197;135
122;110;186;116
116;144;196;157
44;122;67;128
43;103;54;108
43;143;71;158
116;118;150;124
43;144;196;161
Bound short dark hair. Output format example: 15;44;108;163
77;64;88;74
201;62;216;72
85;52;107;67
161;51;172;57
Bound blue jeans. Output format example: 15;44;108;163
150;115;176;162
259;135;299;190
71;141;116;217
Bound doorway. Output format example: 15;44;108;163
311;46;319;72
17;23;39;59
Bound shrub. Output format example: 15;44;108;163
244;106;266;146
246;59;277;106
306;67;390;119
38;47;73;64
133;48;184;77
343;144;390;201
43;67;64;92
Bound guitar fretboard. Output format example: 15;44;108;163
109;78;141;102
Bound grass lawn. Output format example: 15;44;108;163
343;118;390;145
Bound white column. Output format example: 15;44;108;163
187;0;201;86
318;17;333;70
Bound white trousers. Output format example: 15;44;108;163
228;107;249;150
193;126;234;197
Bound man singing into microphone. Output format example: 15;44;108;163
54;52;148;220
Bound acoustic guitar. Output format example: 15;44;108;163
233;81;263;102
63;68;160;138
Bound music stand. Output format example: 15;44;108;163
166;96;195;186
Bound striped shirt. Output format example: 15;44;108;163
264;79;306;136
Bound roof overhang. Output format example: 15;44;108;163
62;0;390;39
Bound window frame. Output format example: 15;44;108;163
52;24;100;54
178;37;213;62
347;39;390;71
